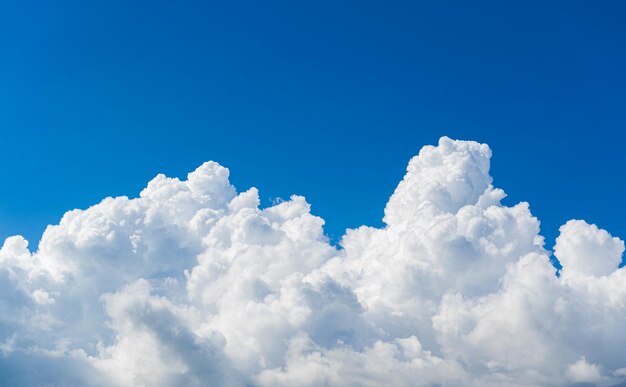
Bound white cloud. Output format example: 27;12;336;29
565;357;615;386
0;137;625;386
555;220;624;279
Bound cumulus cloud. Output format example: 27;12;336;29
1;137;625;386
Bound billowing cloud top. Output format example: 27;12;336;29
1;137;624;386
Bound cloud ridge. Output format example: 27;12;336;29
1;137;624;386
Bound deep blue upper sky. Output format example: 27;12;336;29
1;1;625;253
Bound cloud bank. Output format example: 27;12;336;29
1;137;625;386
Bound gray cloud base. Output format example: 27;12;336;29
1;137;624;386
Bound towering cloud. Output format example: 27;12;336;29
0;137;624;386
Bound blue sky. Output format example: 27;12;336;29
1;0;625;250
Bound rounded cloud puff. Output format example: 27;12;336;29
0;137;625;386
555;220;624;278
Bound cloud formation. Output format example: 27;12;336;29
1;137;624;386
